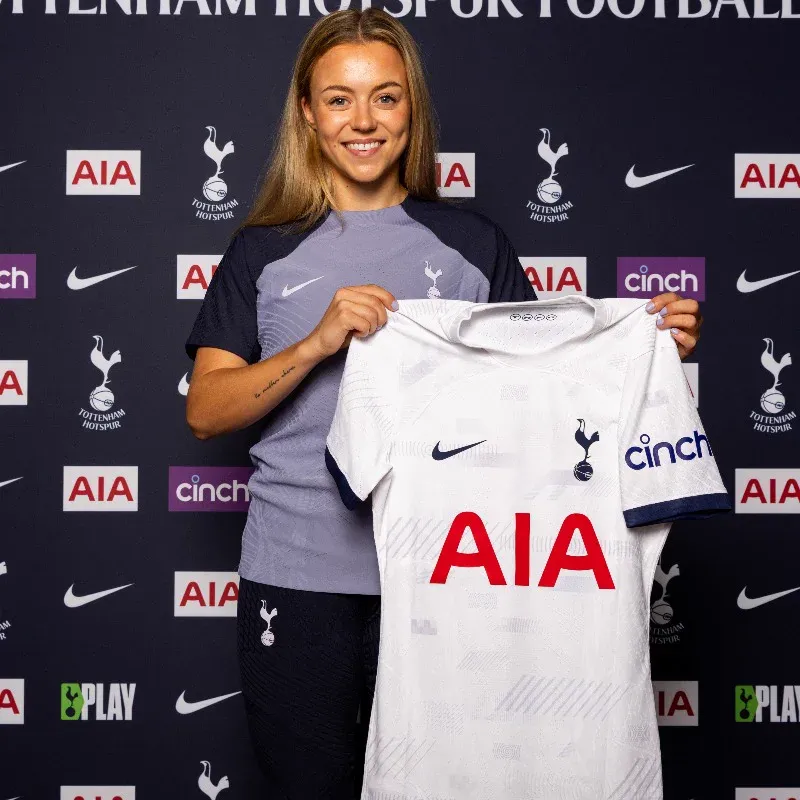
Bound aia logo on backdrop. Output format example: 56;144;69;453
0;678;24;724
0;360;28;405
0;254;36;299
79;335;127;432
192;125;239;222
66;150;141;195
735;154;800;198
652;680;698;726
177;255;221;299
750;337;794;434
175;572;239;617
518;257;586;299
61;789;135;800
650;560;685;645
735;469;800;514
435;153;474;197
63;466;139;512
617;258;705;301
526;127;573;224
168;467;253;512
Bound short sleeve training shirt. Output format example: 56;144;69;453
324;295;731;799
185;194;537;594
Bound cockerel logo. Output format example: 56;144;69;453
201;125;235;203
536;128;569;205
88;334;122;412
573;418;599;482
198;760;229;799
759;337;792;415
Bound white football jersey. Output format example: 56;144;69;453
325;296;731;800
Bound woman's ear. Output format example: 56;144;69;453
300;96;316;130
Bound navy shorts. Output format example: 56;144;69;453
236;575;381;799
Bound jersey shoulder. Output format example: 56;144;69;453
235;218;325;282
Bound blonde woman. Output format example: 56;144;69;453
185;8;702;797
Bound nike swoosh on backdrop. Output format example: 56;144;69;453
67;265;138;290
737;585;800;610
432;440;486;461
175;690;242;715
736;269;800;293
0;161;26;174
178;373;190;396
64;583;134;608
0;477;23;490
625;163;694;188
282;276;324;297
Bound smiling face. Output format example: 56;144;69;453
301;40;411;205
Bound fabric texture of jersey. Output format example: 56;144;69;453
325;296;731;800
185;195;537;594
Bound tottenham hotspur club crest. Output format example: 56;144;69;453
573;419;599;481
750;337;795;434
191;125;239;223
526;127;574;224
78;335;126;432
260;600;277;646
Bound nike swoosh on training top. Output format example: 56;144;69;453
67;265;138;290
0;477;23;490
175;690;242;715
0;161;26;174
432;440;486;461
64;583;134;608
736;269;800;293
737;585;800;610
282;276;324;297
625;163;694;188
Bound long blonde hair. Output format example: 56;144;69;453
235;8;441;236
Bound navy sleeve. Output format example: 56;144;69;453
490;224;538;303
185;230;261;364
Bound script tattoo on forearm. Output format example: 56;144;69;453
254;365;296;399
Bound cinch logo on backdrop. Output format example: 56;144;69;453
61;682;136;721
736;685;800;723
63;466;139;511
435;153;474;197
526;127;573;224
617;257;705;301
177;255;220;299
0;254;35;298
168;467;253;511
653;680;698;726
735;469;800;514
61;788;135;800
736;791;800;800
0;360;28;405
66;150;141;196
175;572;239;617
0;678;24;724
518;257;586;299
735;154;800;198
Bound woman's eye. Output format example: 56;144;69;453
329;97;348;107
377;94;397;104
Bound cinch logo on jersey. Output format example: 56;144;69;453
0;679;24;724
617;257;705;301
61;787;135;800
518;257;586;299
735;469;800;514
736;790;800;800
177;255;221;299
79;335;126;431
63;467;139;512
625;430;712;470
435;152;475;198
0;360;28;405
168;467;253;512
736;684;800;723
650;561;685;645
61;682;135;721
735;154;800;198
653;680;698;726
66;150;141;196
0;254;36;299
174;572;239;617
750;337;794;434
193;125;239;222
526;127;574;224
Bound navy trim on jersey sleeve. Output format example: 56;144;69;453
624;492;732;528
324;446;363;510
494;223;538;303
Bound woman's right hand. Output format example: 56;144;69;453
303;284;397;360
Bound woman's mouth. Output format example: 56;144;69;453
343;141;384;157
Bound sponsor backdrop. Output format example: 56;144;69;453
0;4;798;799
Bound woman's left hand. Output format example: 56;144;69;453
646;293;702;360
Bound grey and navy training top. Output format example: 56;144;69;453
185;193;538;594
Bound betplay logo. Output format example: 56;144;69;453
175;572;239;617
736;685;800;723
0;254;36;299
435;153;475;198
63;467;139;511
735;469;800;514
653;680;698;726
617;258;705;301
0;679;24;724
0;361;28;405
66;150;141;195
61;682;135;721
177;255;221;299
168;467;253;512
518;257;586;299
735;154;800;198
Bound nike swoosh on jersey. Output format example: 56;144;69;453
736;269;800;293
175;690;242;714
0;477;23;490
625;163;694;188
737;585;800;610
67;265;138;290
432;440;486;460
0;161;26;174
282;276;324;297
64;583;134;608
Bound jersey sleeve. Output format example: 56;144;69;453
185;230;260;364
489;223;538;303
325;331;399;510
618;328;732;527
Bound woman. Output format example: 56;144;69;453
184;8;703;798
